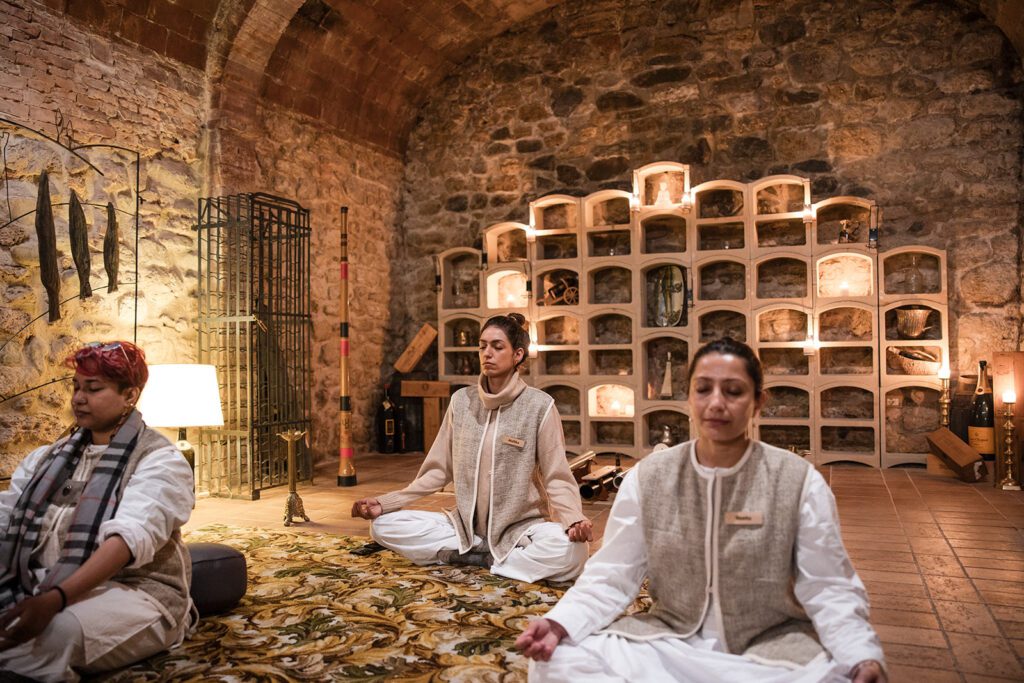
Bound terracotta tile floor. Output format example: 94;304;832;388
187;456;1024;681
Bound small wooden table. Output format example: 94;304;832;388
401;380;450;452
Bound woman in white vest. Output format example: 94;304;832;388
352;312;591;583
0;341;195;682
517;337;888;682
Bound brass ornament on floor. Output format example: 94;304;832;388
280;429;311;526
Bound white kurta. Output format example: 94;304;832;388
372;511;588;583
373;374;588;582
0;442;195;682
531;452;885;682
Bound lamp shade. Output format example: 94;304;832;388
138;364;225;428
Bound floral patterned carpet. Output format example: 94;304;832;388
111;524;568;682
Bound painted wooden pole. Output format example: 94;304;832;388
338;206;357;486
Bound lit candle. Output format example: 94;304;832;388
1004;389;1017;405
840;280;850;294
611;399;622;416
506;294;517;306
938;365;950;380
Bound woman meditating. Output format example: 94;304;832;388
517;338;887;682
352;312;591;583
0;341;195;682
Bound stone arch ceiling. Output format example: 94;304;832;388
253;0;1024;157
257;0;568;155
47;0;1024;156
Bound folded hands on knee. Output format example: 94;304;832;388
0;589;62;650
351;498;383;520
515;617;568;661
567;519;593;543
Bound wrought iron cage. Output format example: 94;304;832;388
195;193;312;499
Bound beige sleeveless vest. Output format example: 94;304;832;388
604;440;824;668
446;384;554;560
51;427;193;629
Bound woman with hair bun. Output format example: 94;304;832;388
518;337;887;682
0;341;195;682
353;313;591;582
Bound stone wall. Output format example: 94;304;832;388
0;0;204;472
397;0;1024;373
249;106;403;465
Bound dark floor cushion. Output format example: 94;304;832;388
188;542;247;617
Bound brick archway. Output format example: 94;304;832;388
206;0;305;194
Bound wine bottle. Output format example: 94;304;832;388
968;360;995;460
392;383;407;453
378;384;396;454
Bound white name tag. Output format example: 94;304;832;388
725;511;764;526
501;435;525;448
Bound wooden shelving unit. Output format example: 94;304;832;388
436;162;950;467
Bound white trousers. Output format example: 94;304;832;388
0;582;182;683
371;510;588;583
529;632;847;683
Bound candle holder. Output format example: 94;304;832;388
939;375;951;427
280;429;311;526
999;402;1021;491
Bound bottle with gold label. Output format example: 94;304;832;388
968;360;995;460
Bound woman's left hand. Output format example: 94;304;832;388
850;659;887;683
0;589;63;650
567;519;593;543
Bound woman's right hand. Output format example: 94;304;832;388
350;498;383;520
0;589;62;650
515;617;568;661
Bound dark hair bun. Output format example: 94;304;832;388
508;312;527;328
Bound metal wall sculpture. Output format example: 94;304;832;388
196;193;312;499
0;113;140;406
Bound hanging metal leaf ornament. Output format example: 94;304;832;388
103;201;119;292
34;170;61;322
69;190;92;298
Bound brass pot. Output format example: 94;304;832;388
896;309;931;338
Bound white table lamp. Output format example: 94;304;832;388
138;364;225;467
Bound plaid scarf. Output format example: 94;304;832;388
0;409;143;610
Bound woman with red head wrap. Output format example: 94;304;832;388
0;341;196;681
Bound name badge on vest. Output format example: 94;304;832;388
52;480;86;507
725;511;764;526
501;435;525;449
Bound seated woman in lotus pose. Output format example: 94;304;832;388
352;312;591;583
517;337;887;683
0;342;195;682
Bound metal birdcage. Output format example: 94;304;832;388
195;193;312;499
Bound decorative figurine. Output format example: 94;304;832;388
658;424;675;447
838;219;861;244
660;352;674;399
654;179;672;206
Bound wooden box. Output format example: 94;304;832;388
926;427;987;483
